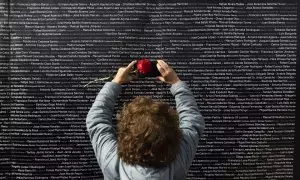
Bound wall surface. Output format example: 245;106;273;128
0;0;298;179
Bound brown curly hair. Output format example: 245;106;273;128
117;96;182;168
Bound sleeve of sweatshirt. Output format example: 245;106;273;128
86;82;121;179
170;81;205;172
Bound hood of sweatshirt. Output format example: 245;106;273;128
119;162;175;180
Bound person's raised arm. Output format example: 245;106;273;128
156;60;205;172
86;60;137;178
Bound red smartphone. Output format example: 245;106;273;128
135;58;160;77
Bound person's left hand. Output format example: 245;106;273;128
112;60;138;85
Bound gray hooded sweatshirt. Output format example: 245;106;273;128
86;81;205;180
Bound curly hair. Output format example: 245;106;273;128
117;96;182;168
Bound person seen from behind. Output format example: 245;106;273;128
86;59;205;179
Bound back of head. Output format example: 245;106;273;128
117;96;182;168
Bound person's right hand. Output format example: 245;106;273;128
156;60;181;84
